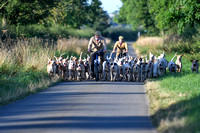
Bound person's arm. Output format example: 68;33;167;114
125;42;128;52
88;37;93;52
102;38;107;52
112;42;117;52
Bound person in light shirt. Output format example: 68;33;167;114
112;36;128;59
88;31;107;78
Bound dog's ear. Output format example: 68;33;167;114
191;60;194;63
196;60;199;63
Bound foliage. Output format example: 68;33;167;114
135;37;200;132
115;0;159;34
117;0;200;36
103;27;138;41
93;9;111;31
0;0;111;31
0;0;59;25
0;24;95;39
0;37;89;105
146;54;200;133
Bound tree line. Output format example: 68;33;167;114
0;0;110;31
115;0;200;36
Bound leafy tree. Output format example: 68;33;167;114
46;0;110;29
93;9;111;31
0;0;60;25
148;0;200;34
115;0;158;34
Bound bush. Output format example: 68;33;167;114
103;27;138;41
0;24;95;40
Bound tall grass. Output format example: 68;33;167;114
0;37;89;105
134;36;200;132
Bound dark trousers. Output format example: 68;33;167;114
90;51;104;75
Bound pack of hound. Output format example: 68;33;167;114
47;52;199;82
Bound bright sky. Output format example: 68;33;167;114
100;0;123;14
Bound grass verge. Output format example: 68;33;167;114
0;37;112;106
134;37;200;133
0;37;90;106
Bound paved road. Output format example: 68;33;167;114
0;42;156;133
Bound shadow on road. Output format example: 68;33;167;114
0;116;154;130
56;81;145;86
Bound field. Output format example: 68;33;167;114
134;37;200;133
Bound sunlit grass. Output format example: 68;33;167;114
0;37;90;105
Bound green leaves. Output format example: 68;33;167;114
117;0;200;35
0;0;110;30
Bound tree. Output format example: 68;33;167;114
149;0;200;34
93;9;111;31
115;0;158;34
0;0;60;25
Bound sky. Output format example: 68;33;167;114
100;0;123;14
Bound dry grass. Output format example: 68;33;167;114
136;36;163;48
57;37;89;55
133;37;164;55
0;37;89;105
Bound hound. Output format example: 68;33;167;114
83;54;90;80
68;56;76;81
168;53;177;74
191;60;199;73
47;58;56;79
60;57;69;80
153;58;159;78
76;53;85;81
123;60;131;81
175;54;184;73
102;55;111;81
110;60;118;82
132;63;140;82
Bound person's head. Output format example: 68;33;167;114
95;31;101;39
119;36;124;43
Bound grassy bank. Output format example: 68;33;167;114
134;37;200;132
0;37;90;106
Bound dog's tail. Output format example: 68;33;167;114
171;52;177;61
79;52;83;61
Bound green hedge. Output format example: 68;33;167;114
103;27;138;41
0;24;95;40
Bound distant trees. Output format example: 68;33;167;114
115;0;200;35
0;0;59;25
0;0;110;30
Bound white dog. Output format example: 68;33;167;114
68;57;76;81
102;56;111;81
123;61;131;81
168;53;177;74
110;60;118;82
47;58;57;79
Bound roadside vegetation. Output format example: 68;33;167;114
0;37;89;105
133;36;200;133
0;35;112;106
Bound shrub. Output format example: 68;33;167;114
103;27;138;41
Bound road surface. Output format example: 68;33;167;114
0;42;156;133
